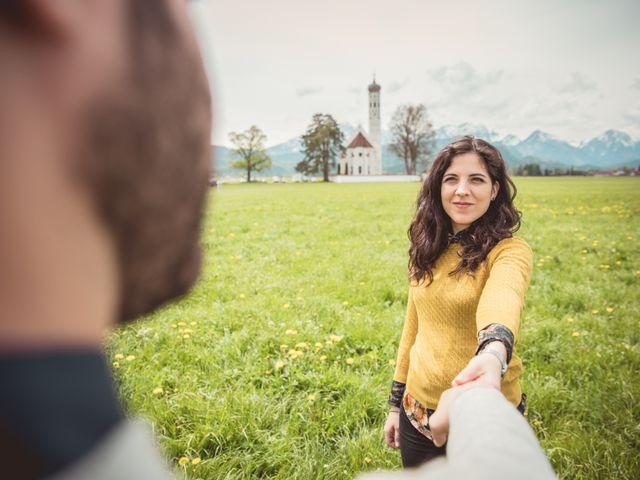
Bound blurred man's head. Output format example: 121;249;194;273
0;0;211;347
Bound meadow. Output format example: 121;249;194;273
108;177;640;479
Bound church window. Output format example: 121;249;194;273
359;152;362;157
337;164;341;175
358;166;362;174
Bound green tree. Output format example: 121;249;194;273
389;104;435;175
229;125;272;182
297;113;344;182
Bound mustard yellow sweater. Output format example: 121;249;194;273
393;236;533;409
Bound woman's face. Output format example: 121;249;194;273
440;152;499;234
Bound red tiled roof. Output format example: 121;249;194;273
347;132;373;149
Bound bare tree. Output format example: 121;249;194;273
229;125;272;182
389;104;435;175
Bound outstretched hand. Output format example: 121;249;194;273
451;342;506;390
429;381;484;447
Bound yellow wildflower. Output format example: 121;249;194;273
190;321;197;326
345;358;354;365
114;353;124;360
342;301;349;306
152;387;164;395
606;307;614;313
283;303;290;309
307;394;316;402
191;458;201;465
388;358;396;366
591;310;599;314
364;457;372;464
285;329;297;335
112;361;120;369
125;355;136;362
178;456;189;466
328;335;343;343
572;332;581;337
274;360;285;370
280;344;288;352
239;293;246;299
314;342;323;349
295;342;309;349
177;321;187;327
183;334;190;339
319;355;327;361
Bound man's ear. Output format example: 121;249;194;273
2;0;86;40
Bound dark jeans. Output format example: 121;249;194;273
398;405;445;468
398;393;528;469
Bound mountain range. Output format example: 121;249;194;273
212;124;640;177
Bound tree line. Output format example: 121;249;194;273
228;104;436;182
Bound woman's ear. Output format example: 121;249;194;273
491;182;499;201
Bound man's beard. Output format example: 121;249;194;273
78;2;212;323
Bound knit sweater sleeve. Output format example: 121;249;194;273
393;287;418;383
476;237;533;340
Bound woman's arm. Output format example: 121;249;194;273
391;287;418;386
453;238;533;387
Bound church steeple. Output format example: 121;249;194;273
368;76;381;174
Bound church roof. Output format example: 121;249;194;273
347;132;374;149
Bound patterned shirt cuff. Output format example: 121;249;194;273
388;380;406;408
476;323;515;364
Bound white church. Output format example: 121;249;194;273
333;78;419;183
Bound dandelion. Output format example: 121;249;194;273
177;321;187;327
567;317;574;323
345;358;354;365
183;328;193;334
114;353;124;360
191;458;201;465
288;349;304;359
274;360;285;370
280;344;288;352
388;358;396;366
125;355;136;362
112;361;120;369
581;249;588;254
319;355;328;361
307;394;316;402
599;264;610;269
178;456;189;466
314;342;323;349
239;293;246;299
360;281;365;286
183;334;190;339
265;369;272;375
285;329;297;335
591;310;599;314
364;457;372;464
152;387;164;395
342;301;349;306
190;321;197;326
572;332;581;337
283;303;290;309
328;335;343;343
171;324;177;328
606;307;614;313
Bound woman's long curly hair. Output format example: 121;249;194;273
408;136;521;284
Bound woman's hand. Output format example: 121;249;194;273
451;341;506;390
383;408;401;449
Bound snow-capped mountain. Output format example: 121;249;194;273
579;130;639;167
211;126;639;175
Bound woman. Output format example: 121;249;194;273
383;136;533;468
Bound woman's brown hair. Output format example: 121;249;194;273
408;135;521;283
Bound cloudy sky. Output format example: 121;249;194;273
189;0;640;147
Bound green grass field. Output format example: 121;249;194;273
108;177;640;479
